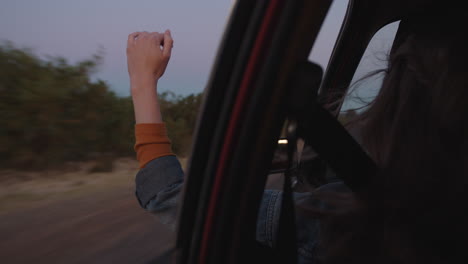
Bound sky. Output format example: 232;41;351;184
0;0;394;100
1;0;234;96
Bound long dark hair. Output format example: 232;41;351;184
316;6;468;264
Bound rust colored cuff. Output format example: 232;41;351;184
134;123;175;168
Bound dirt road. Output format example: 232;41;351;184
0;159;175;264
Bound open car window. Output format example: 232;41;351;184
0;2;232;264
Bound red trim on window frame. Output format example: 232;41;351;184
199;0;284;263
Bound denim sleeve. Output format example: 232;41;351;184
256;190;282;247
135;155;184;230
256;182;348;263
256;190;322;263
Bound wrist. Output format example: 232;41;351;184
131;84;162;124
130;75;157;91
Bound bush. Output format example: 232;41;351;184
159;91;203;156
0;42;201;170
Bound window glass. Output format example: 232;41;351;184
270;13;399;191
341;21;400;112
308;0;349;72
267;0;350;190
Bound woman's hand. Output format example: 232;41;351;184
127;30;173;89
127;30;173;124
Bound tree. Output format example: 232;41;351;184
158;91;203;156
0;42;202;171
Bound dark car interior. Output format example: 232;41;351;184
149;0;451;263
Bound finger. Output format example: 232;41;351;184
161;30;173;46
162;30;173;58
141;31;150;38
127;32;140;45
150;32;163;43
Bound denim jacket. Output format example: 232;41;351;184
135;156;345;264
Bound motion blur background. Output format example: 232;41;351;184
0;1;395;263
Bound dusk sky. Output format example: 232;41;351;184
1;1;393;100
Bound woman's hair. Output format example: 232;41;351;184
317;5;468;264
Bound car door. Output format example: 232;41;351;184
175;0;431;263
175;1;332;263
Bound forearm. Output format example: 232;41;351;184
131;77;176;168
131;78;162;124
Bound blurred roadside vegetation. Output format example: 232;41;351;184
0;42;202;172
